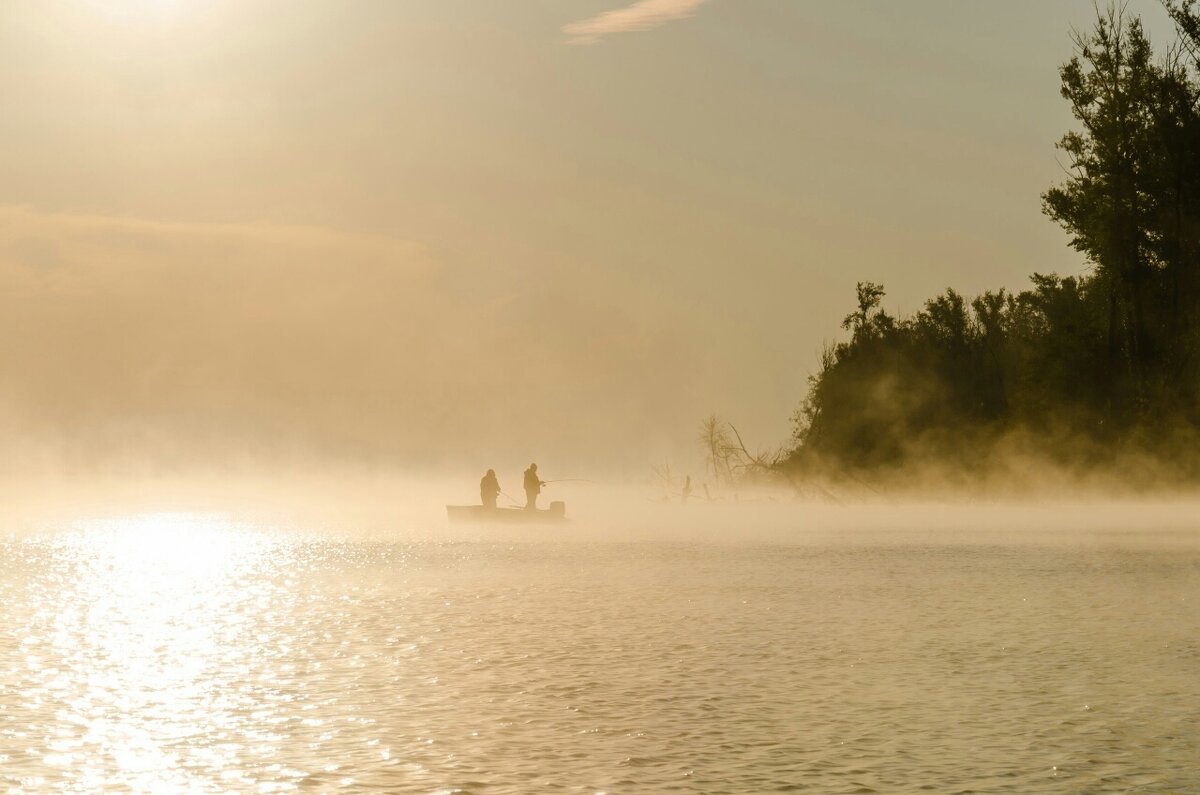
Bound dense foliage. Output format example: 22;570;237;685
786;5;1200;479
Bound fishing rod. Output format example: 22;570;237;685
541;478;598;484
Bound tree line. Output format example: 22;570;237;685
781;3;1200;482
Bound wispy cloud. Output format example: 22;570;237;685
0;205;701;469
563;0;708;45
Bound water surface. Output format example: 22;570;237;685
2;511;1197;792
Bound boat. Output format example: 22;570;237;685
445;501;568;524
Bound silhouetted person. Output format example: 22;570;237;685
682;475;692;505
523;463;545;510
480;469;500;510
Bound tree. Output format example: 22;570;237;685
1044;5;1200;413
781;4;1200;483
1165;1;1200;59
1043;6;1160;408
698;414;735;485
842;282;886;338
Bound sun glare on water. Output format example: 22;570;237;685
20;513;279;791
80;511;249;572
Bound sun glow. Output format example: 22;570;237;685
77;511;250;576
81;0;190;25
28;513;276;790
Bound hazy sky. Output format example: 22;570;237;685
0;0;1182;475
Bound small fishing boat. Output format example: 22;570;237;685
445;501;568;524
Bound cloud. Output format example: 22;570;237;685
563;0;708;45
0;205;704;472
0;206;434;276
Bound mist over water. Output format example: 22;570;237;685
2;485;1197;792
4;1;1200;790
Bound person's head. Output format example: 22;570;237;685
529;463;537;471
486;469;495;477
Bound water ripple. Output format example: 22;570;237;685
1;517;1197;792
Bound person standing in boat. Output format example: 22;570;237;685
480;469;501;510
523;463;545;511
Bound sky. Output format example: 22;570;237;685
0;0;1184;478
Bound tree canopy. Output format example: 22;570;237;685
783;4;1200;484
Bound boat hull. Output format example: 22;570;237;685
446;502;567;524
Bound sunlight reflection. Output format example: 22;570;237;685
78;511;250;580
39;512;275;791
